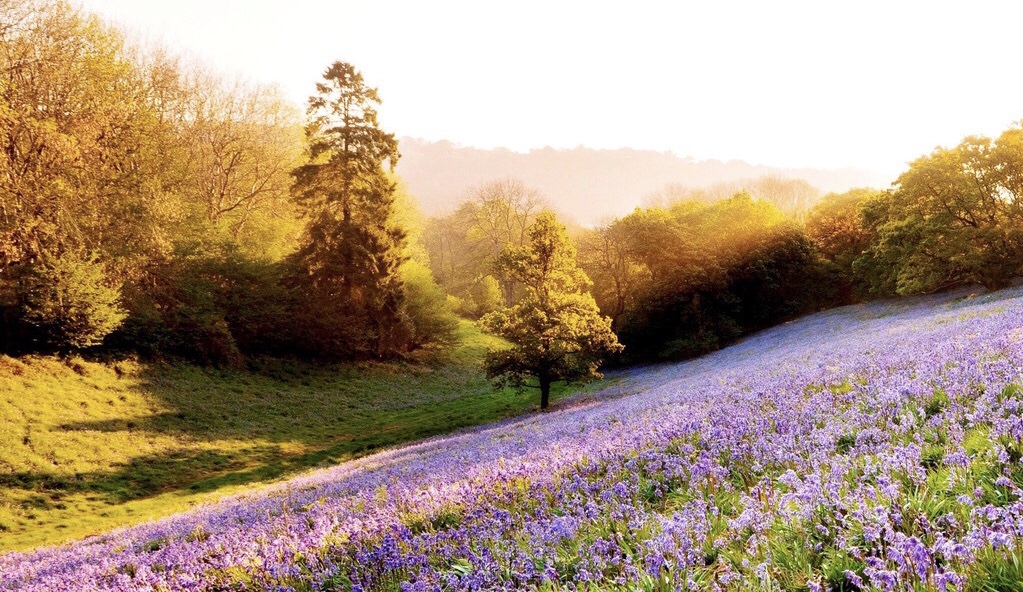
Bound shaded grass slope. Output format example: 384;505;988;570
0;321;585;551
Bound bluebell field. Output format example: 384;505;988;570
5;287;1023;590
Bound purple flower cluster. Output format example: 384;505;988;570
5;287;1023;590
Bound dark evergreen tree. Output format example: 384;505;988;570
290;62;407;358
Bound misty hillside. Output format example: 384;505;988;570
396;138;889;224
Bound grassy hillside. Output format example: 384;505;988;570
0;321;586;551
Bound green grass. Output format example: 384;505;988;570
0;320;592;551
965;547;1023;592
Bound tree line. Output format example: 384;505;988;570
425;121;1023;365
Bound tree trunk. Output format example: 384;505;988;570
539;375;551;411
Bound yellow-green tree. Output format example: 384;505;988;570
805;188;878;268
804;188;878;301
480;212;622;410
577;218;644;331
0;1;169;351
0;1;163;271
605;194;830;361
177;72;303;258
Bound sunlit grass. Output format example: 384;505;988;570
0;320;587;551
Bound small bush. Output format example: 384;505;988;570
114;249;290;365
399;261;459;350
16;253;126;352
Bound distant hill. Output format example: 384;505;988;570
396;138;890;225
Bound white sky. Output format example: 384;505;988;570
80;0;1023;179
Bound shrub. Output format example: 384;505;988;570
16;253;126;352
399;261;459;350
113;249;290;365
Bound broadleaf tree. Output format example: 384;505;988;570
480;212;623;410
290;61;407;358
0;1;170;351
854;128;1023;295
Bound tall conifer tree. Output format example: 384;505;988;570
291;62;406;358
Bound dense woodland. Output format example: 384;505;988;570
4;1;1023;373
0;1;458;364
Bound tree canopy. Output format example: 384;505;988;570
855;128;1023;295
12;1;1023;374
423;179;547;316
576;194;832;362
0;4;456;362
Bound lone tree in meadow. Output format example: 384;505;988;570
481;212;623;410
290;61;406;358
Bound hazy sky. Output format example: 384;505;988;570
80;0;1023;178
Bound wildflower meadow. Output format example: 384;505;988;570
6;287;1023;591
